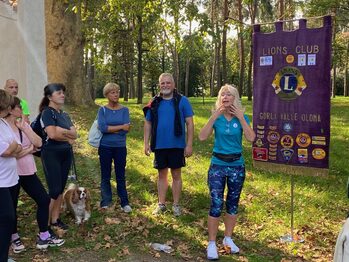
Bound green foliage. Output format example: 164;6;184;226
11;97;349;261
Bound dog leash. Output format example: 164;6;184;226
68;147;78;182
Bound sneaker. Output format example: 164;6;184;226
172;204;181;217
36;233;65;249
207;242;219;260
7;258;16;262
223;237;239;254
121;205;132;213
152;203;167;215
51;219;69;230
11;238;26;254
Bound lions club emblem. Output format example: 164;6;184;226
296;133;311;148
272;66;307;101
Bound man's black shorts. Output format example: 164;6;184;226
153;148;186;169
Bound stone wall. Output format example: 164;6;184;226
0;0;47;120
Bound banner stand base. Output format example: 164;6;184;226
253;161;329;176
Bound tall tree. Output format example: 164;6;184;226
45;0;92;104
237;0;245;95
221;0;229;85
246;0;257;101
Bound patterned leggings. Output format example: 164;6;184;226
208;164;245;217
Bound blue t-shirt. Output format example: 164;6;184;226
41;107;73;148
145;96;194;149
211;114;250;166
98;106;129;148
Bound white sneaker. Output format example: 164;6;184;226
207;242;219;260
172;204;181;217
223;237;239;253
121;205;132;213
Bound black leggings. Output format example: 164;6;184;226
0;186;16;262
11;174;50;234
41;147;72;200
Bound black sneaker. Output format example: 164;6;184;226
36;233;65;250
51;219;69;230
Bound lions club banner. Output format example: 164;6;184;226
252;17;332;173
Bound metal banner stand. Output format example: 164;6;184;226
280;173;304;243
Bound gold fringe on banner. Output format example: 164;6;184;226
253;161;329;176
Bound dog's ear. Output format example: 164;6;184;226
72;189;79;204
85;189;91;210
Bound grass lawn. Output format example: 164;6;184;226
11;96;349;262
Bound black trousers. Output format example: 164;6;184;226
12;174;50;234
0;186;16;262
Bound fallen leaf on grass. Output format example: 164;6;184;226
105;217;121;225
177;243;192;260
222;245;231;254
93;243;102;251
104;235;111;241
142;229;149;237
194;219;205;229
122;247;131;255
32;254;50;262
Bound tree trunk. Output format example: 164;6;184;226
210;47;216;96
247;0;257;101
173;15;180;93
162;31;166;73
129;58;135;99
209;0;215;96
331;9;337;98
215;9;221;92
279;0;284;20
136;15;143;104
129;18;135;99
237;0;245;96
215;39;221;91
45;0;92;105
221;0;228;85
123;49;129;102
344;41;349;97
184;20;192;97
332;65;337;98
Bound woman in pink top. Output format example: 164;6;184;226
5;97;64;253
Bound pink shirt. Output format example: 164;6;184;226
15;123;37;176
0;119;19;187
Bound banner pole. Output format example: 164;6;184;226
280;173;304;243
291;173;294;239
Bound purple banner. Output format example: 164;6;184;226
252;17;332;169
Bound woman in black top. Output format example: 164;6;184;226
39;83;77;231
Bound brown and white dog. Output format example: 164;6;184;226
63;183;91;224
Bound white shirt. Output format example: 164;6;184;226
0;118;19;187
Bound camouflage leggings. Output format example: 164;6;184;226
207;164;245;217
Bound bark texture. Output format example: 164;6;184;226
45;0;92;105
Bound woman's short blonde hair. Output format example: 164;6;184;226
215;84;243;111
103;83;120;97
